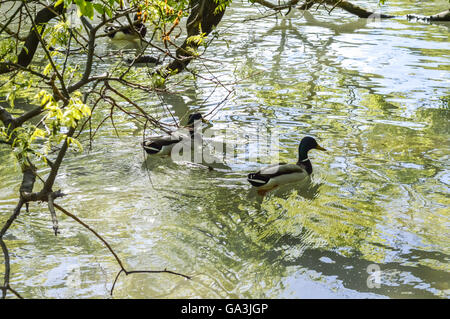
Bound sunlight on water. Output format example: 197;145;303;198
0;0;449;298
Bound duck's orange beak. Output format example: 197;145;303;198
316;144;327;151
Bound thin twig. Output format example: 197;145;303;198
52;203;191;297
48;193;59;236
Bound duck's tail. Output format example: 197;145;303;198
142;141;161;154
247;173;269;187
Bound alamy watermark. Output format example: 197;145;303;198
366;264;382;289
163;123;281;166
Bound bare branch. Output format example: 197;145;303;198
0;105;14;127
48;193;59;236
53;203;191;297
0;200;24;299
0;2;66;74
0;2;26;41
163;0;226;75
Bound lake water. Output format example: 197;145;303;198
0;0;449;298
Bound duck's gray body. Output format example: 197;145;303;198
247;163;309;190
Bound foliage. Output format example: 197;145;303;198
214;0;233;14
0;0;198;168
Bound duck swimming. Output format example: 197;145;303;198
247;136;326;195
105;13;147;43
142;113;207;156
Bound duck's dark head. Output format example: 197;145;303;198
298;136;326;161
187;113;207;126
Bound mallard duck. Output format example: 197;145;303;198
247;136;326;195
105;14;147;43
142;113;207;155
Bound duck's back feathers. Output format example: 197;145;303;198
259;163;305;175
247;163;308;188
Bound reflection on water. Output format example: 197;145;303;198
1;0;449;298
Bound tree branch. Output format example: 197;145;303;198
0;200;24;299
42;126;76;193
163;0;226;75
254;0;395;18
0;105;14;128
52;203;191;297
0;3;26;41
48;193;59;236
0;2;66;74
407;9;450;22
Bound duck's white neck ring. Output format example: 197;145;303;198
299;158;309;162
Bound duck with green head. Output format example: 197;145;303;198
247;136;326;195
142;113;207;155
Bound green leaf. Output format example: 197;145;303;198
43;63;53;76
104;7;113;18
67;137;83;152
85;2;94;19
93;3;104;15
75;0;93;19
